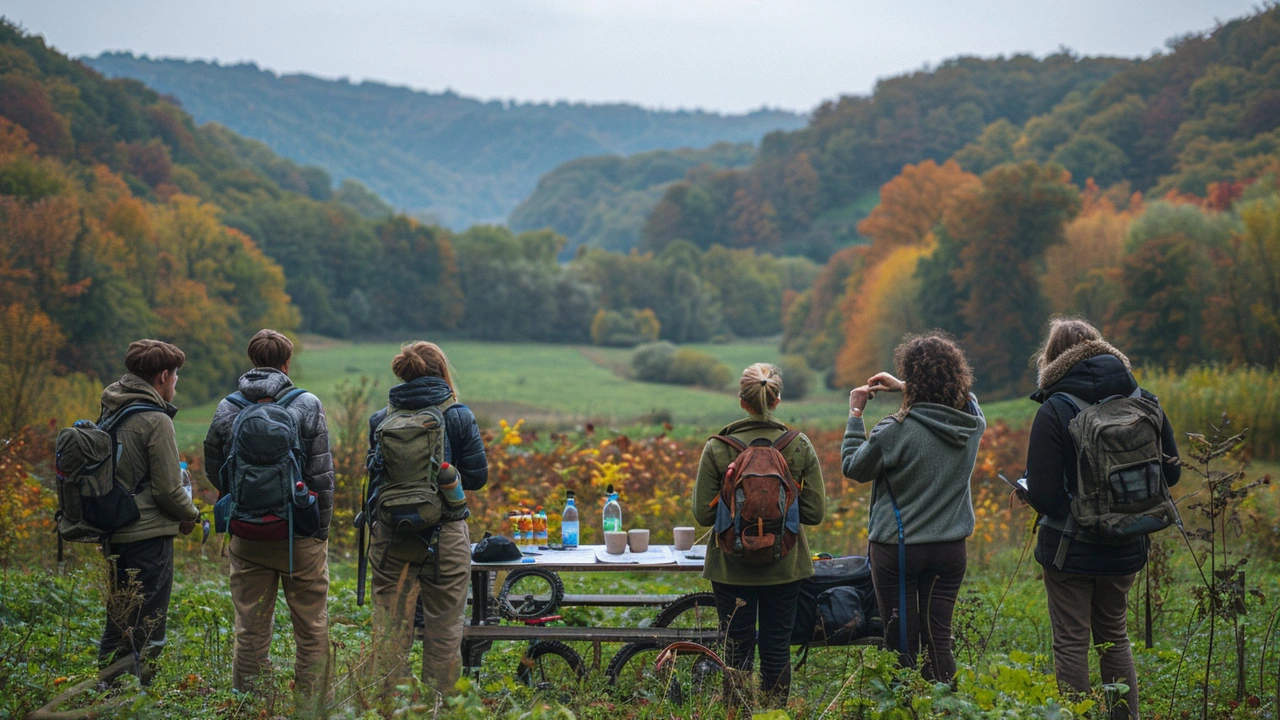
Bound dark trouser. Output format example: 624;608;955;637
869;539;966;683
710;580;801;707
1043;567;1139;719
99;536;175;682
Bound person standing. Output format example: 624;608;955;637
1023;318;1182;719
841;334;985;683
692;363;826;709
98;339;200;683
366;341;487;695
204;329;335;700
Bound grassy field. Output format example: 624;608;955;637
173;337;1037;449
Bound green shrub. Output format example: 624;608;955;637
1136;365;1280;459
781;354;814;400
630;342;732;388
591;308;661;347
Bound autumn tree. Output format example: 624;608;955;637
952;162;1082;394
856;159;980;260
0;304;64;435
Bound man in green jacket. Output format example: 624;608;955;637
98;339;199;682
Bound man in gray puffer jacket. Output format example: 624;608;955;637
203;329;334;701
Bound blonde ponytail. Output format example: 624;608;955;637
738;363;783;417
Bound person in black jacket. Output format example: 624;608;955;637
1024;318;1181;719
366;341;487;694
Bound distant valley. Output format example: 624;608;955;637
85;53;807;228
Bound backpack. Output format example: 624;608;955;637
371;403;453;534
1042;388;1180;569
710;430;802;565
219;389;309;543
55;404;166;544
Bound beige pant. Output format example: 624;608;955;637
1043;567;1139;719
229;536;330;699
370;519;471;694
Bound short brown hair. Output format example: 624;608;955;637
895;333;973;412
392;341;456;395
125;339;185;382
247;329;294;369
1037;317;1102;372
738;362;782;416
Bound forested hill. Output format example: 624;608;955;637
641;8;1280;260
83;53;808;228
509;142;756;257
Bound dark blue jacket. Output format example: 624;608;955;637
1025;344;1181;575
367;376;488;521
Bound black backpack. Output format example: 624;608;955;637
55;404;166;544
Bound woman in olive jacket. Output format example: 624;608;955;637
692;362;826;707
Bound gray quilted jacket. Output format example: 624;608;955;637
203;367;336;539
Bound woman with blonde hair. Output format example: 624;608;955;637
841;333;985;683
692;363;826;708
365;341;487;694
1024;318;1181;719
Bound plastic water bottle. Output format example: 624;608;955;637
179;461;193;500
603;489;622;533
561;492;579;548
293;480;314;507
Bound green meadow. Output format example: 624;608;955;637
172;337;1035;449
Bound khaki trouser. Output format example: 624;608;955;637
370;519;471;694
229;536;330;699
1043;567;1139;719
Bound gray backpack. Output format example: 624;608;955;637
1042;388;1180;569
55;404;165;543
221;389;307;529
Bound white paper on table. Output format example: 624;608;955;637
592;545;677;565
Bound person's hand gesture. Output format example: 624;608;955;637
179;520;196;536
867;372;905;394
849;385;873;416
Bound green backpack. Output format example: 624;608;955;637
371;403;452;533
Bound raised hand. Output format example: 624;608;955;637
849;385;873;414
867;371;905;394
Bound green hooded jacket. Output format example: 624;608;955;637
100;374;199;544
692;415;826;586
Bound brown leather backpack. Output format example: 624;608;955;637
711;430;802;564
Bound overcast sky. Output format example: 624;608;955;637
3;0;1261;114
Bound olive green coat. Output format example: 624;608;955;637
692;415;826;585
100;374;199;544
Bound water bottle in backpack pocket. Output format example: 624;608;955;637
54;405;165;543
372;403;453;534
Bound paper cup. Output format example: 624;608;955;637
673;526;696;551
627;529;650;553
605;531;628;555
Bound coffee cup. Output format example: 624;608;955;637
604;531;628;555
673;526;696;551
627;528;650;553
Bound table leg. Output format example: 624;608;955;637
463;568;492;670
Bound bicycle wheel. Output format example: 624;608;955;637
516;640;586;694
607;592;722;701
498;568;565;620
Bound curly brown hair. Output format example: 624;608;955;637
894;333;973;412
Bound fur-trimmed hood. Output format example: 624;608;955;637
1036;339;1130;391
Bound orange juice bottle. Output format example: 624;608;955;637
518;508;534;543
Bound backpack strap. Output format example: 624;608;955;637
772;430;801;452
225;392;251;410
277;388;308;407
711;435;748;453
100;403;167;494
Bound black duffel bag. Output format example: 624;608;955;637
792;555;880;645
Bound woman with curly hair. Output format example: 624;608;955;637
840;333;985;682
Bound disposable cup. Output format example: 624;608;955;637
604;531;628;554
673;526;696;551
628;529;650;553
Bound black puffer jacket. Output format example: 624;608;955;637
1025;340;1181;575
204;368;336;539
367;376;488;521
